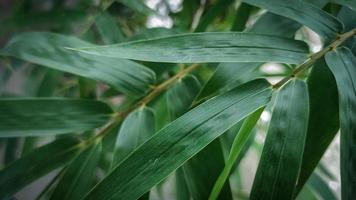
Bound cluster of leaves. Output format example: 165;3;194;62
0;0;355;200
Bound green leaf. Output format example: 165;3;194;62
175;168;190;200
308;173;337;200
197;12;302;101
50;141;102;200
95;11;125;44
250;79;309;200
325;47;356;200
166;75;232;200
113;106;156;166
249;13;300;37
84;79;272;200
71;32;308;64
0;137;82;199
166;75;201;119
0;32;156;95
242;0;343;38
195;0;234;32
296;58;339;193
330;0;356;11
197;62;261;101
231;3;254;32
209;108;264;200
0;98;112;137
182;140;233;200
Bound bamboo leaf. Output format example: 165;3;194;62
50;141;102;200
197;12;302;101
182;140;233;200
242;0;343;38
308;173;337;200
231;3;254;32
0;98;112;137
166;75;232;200
95;11;125;44
325;47;356;200
195;0;234;32
330;0;356;11
84;79;272;200
113;106;156;166
166;75;201;119
296;58;339;193
250;79;309;200
209;108;264;200
0;32;156;95
197;62;261;101
70;32;308;64
0;137;82;199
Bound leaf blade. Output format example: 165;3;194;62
0;98;112;137
71;32;308;64
84;79;273;200
0;32;156;95
0;137;82;199
250;79;309;200
242;0;343;38
325;47;356;200
50;141;102;200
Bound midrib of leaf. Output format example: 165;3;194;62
271;80;297;198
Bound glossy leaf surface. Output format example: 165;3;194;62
84;79;272;200
325;47;356;200
50;141;102;200
0;137;82;199
0;32;155;95
0;99;112;137
250;79;309;200
71;32;308;64
243;0;343;38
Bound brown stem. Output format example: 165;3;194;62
93;63;200;140
273;28;356;89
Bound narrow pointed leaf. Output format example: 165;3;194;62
308;173;337;200
209;108;264;200
95;11;124;44
330;0;356;11
166;75;232;200
113;106;156;166
0;98;112;137
250;79;309;200
197;12;302;101
197;62;261;101
0;137;82;199
71;32;308;64
183;140;233;200
50;141;102;200
0;32;156;95
195;0;234;32
296;58;339;193
325;47;356;200
166;75;201;119
242;0;343;38
84;79;272;200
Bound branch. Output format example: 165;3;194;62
273;28;356;89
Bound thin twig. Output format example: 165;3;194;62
273;28;356;89
92;63;200;141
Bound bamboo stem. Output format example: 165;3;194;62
273;28;356;89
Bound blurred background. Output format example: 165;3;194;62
0;0;341;199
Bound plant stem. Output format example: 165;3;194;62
93;63;200;140
273;28;356;89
